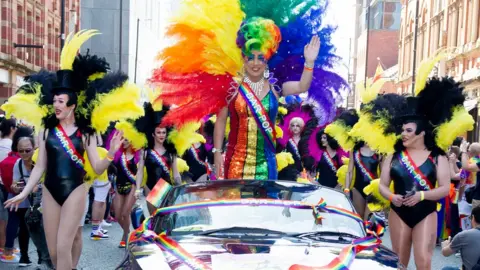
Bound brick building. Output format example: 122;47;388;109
397;0;480;140
349;0;402;109
0;0;80;103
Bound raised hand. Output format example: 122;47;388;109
108;130;125;156
304;35;321;65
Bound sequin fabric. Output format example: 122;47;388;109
224;90;278;180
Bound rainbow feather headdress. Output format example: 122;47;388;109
1;29;144;135
149;0;347;128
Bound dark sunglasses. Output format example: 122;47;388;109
18;149;32;154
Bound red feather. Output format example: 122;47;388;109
149;68;232;127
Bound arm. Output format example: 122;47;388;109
85;131;123;175
461;152;479;172
424;155;450;201
449;161;461;180
281;36;320;96
172;156;181;185
10;160;22;194
378;155;393;200
96;132;103;147
344;151;354;191
441;233;464;257
214;107;228;178
135;150;145;189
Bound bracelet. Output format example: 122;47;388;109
389;194;394;202
343;188;350;193
106;155;114;161
304;66;313;72
420;191;425;201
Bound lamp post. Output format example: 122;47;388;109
411;0;420;95
364;4;371;88
60;0;65;50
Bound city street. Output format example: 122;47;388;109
2;206;462;270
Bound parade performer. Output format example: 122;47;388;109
326;109;380;219
149;0;347;180
277;102;317;180
355;52;474;269
3;30;144;270
115;93;202;214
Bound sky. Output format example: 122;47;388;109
325;0;356;81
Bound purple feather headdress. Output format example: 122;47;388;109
278;103;316;147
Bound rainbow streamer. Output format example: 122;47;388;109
146;178;172;208
289;237;381;270
158;232;211;270
315;199;363;224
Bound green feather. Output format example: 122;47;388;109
240;0;317;25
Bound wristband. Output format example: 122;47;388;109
420;191;425;201
343;188;350;193
389;194;394;202
106;155;114;161
304;66;313;72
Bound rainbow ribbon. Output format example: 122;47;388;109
158;232;212;270
289;237;382;270
315;199;363;224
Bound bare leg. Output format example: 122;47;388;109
113;193;129;242
42;186;62;268
121;188;136;241
71;227;83;269
388;209;412;269
352;188;366;219
412;212;437;270
56;185;87;270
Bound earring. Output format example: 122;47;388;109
264;67;270;79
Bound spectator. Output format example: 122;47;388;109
0;118;15;259
442;205;480;270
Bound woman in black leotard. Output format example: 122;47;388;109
379;118;450;270
112;139;139;248
183;142;209;182
315;130;344;188
3;31;142;270
345;142;380;219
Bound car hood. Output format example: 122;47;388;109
128;236;398;270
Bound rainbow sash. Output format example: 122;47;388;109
398;151;433;191
151;150;171;179
238;82;276;152
323;151;338;174
289;139;301;159
354;151;375;182
53;125;85;171
121;152;136;184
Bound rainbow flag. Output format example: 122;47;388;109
146;179;172;208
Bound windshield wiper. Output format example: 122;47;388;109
288;231;359;243
196;226;287;237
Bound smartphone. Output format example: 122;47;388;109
404;190;415;199
16;180;26;188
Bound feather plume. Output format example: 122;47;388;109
60;29;100;70
414;48;451;96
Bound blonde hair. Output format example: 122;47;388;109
289;117;305;129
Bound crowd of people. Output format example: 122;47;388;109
0;0;478;269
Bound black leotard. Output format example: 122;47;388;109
44;129;85;206
353;151;379;199
113;153;137;195
316;152;340;188
390;152;437;228
183;145;207;182
145;149;172;189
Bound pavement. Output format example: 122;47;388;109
1;200;463;270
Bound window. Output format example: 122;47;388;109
368;1;401;30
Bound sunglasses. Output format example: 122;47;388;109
18;149;33;154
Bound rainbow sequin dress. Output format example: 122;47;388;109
224;91;279;180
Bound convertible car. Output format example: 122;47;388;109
117;180;399;269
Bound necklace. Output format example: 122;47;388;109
244;76;265;97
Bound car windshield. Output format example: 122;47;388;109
154;180;365;237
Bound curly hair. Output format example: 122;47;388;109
236;17;282;59
316;128;339;150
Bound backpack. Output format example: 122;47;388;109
0;152;20;194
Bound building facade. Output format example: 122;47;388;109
397;0;480;140
0;0;80;103
349;0;402;109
